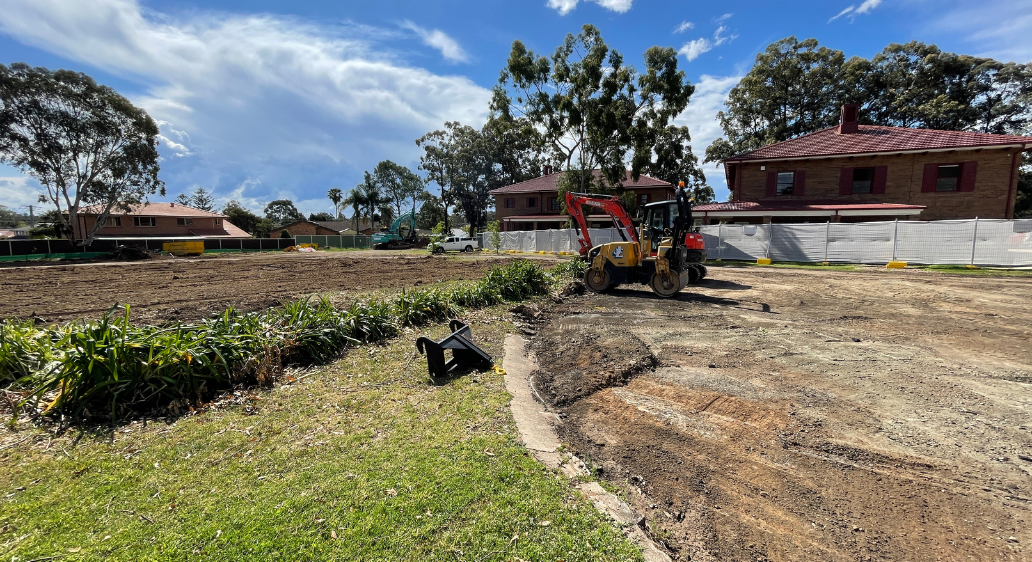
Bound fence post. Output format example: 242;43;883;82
46;239;51;255
765;224;773;259
716;222;723;260
969;217;979;266
891;218;899;262
823;221;831;262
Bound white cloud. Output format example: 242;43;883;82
678;24;737;62
0;171;46;210
715;13;734;23
854;0;883;15
0;0;492;215
673;21;694;34
926;0;1032;63
829;0;881;23
678;38;714;62
546;0;633;15
400;21;469;63
672;74;742;199
828;5;855;22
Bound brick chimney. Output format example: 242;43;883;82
839;103;859;134
543;164;553;176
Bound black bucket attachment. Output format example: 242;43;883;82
416;320;493;378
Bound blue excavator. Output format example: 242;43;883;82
371;211;422;250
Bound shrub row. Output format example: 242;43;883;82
0;259;582;420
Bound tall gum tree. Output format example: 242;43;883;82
0;63;163;245
492;24;701;193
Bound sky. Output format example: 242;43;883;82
1;0;1030;218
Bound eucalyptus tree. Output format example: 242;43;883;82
0;63;164;245
492;24;699;193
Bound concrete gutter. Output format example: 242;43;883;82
502;334;671;562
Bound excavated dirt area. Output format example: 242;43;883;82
527;266;1032;562
0;251;529;324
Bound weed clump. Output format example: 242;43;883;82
0;259;572;421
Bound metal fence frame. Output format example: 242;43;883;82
475;219;1032;267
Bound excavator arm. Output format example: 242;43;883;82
564;192;639;256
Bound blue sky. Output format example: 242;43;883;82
1;0;1030;217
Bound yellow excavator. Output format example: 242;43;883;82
565;182;707;298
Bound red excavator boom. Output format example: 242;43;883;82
564;192;638;255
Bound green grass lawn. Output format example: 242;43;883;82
706;259;1032;277
0;307;642;561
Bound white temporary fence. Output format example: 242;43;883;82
479;219;1032;267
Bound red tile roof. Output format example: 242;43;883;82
693;201;925;212
189;223;251;238
725;126;1032;162
80;202;226;218
490;170;672;194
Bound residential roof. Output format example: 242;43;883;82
80;202;226;217
724;126;1032;162
490;170;672;195
188;223;251;238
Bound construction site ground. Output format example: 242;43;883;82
524;266;1032;561
0;250;544;324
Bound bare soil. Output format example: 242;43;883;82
0;251;531;324
527;266;1032;561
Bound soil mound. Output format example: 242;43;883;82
531;314;656;406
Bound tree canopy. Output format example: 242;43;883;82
0;63;164;245
705;37;1032;164
370;160;423;219
492;24;704;193
174;187;215;212
263;199;303;225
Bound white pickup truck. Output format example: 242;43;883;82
432;236;480;254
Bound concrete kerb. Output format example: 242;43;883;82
501;335;671;562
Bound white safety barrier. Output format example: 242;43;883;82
478;219;1032;266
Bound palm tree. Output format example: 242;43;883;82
343;188;367;233
327;188;343;220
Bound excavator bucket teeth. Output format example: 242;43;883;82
415;321;493;378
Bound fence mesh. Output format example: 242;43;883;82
477;219;1032;267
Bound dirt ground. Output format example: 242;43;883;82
527;266;1032;561
0;250;534;324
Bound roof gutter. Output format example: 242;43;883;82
723;143;1026;165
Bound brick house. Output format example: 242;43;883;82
702;104;1032;224
76;202;249;238
490;168;675;231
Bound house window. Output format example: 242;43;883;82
776;172;795;195
936;165;961;192
640;194;649;204
852;168;875;194
107;217;121;227
504;198;515;208
548;197;560;211
527;197;537;208
177;218;193;226
134;217;156;227
215;218;222;226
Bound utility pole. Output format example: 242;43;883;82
27;205;34;227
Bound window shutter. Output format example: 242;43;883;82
872;165;888;194
765;171;777;197
839;167;853;195
959;161;977;192
921;164;939;193
794;170;806;196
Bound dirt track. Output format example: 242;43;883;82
529;266;1032;561
0;251;528;324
